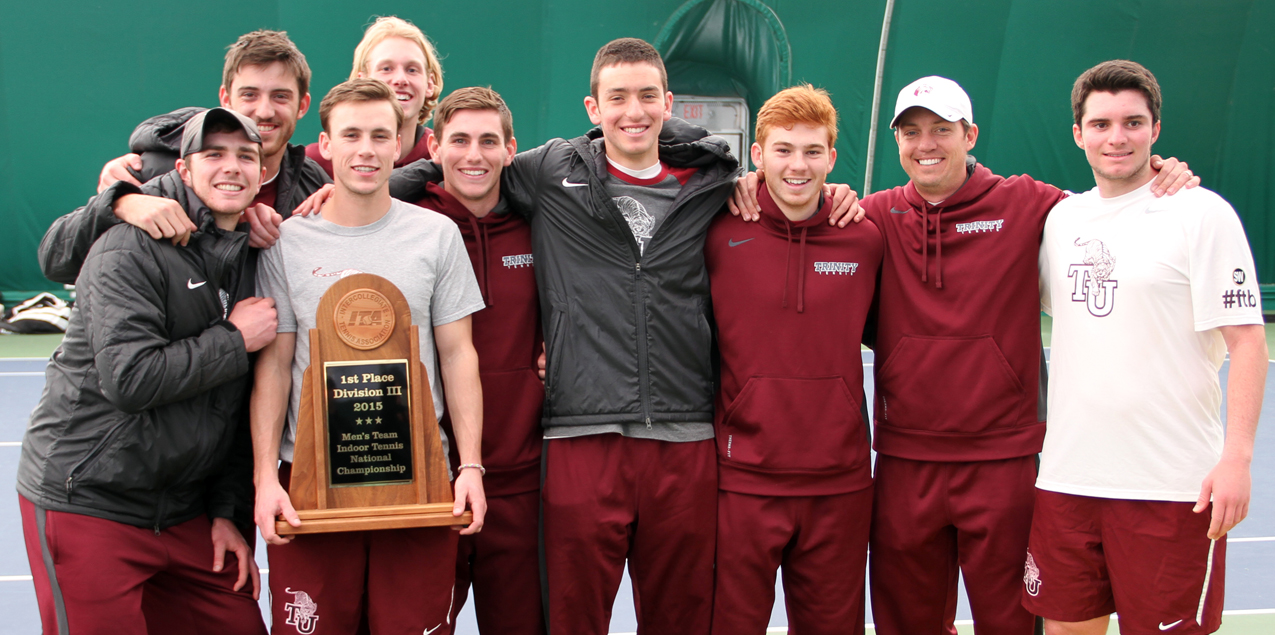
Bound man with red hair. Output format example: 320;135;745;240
705;85;882;635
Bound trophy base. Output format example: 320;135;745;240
277;503;474;535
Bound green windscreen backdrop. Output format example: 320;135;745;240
2;1;1271;295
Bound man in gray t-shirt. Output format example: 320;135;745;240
250;79;485;634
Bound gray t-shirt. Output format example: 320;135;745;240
603;159;683;256
256;199;485;463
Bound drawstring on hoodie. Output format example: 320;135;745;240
920;203;945;289
797;228;808;313
780;221;810;313
465;215;493;305
782;223;792;309
934;207;943;289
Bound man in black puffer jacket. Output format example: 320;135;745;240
38;30;329;285
392;40;739;635
18;108;278;635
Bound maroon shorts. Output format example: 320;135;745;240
268;462;459;635
542;434;717;635
1023;489;1225;634
712;487;872;635
448;489;545;635
20;495;265;635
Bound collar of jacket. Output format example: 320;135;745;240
179;183;236;238
582;117;740;171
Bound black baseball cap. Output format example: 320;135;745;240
179;107;262;158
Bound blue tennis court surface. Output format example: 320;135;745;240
0;348;1271;634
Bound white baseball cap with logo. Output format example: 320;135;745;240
890;76;974;128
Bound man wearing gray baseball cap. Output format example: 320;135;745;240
18;106;278;635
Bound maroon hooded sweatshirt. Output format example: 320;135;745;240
416;182;543;496
705;184;884;496
864;160;1064;462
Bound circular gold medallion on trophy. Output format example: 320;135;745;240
333;289;396;350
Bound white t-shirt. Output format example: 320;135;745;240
1037;181;1262;501
256;199;485;463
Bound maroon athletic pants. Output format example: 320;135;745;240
542;434;717;635
447;488;545;635
869;455;1038;635
20;495;265;635
712;487;873;635
267;462;458;635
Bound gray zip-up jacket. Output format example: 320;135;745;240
392;118;740;432
18;173;254;530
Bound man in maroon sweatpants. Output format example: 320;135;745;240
705;85;882;635
863;77;1198;635
726;75;1198;635
417;87;546;635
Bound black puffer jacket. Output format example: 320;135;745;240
18;173;254;530
392;118;740;430
38;107;330;285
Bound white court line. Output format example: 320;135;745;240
0;442;20;447
1231;536;1275;543
0;372;43;377
0;576;1269;632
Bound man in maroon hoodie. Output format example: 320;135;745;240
706;85;883;635
416;87;545;635
863;77;1197;635
728;76;1197;635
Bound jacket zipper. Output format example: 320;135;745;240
582;150;654;429
584;145;733;431
634;261;652;428
636;176;730;430
153;490;167;535
64;419;132;502
631;177;731;430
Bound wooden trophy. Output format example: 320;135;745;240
277;273;471;535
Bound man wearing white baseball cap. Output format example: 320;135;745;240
861;75;1198;635
890;75;974;127
726;73;1198;634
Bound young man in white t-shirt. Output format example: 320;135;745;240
251;78;486;634
1027;59;1267;635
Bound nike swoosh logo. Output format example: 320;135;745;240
562;177;588;188
1159;620;1184;631
424;624;443;635
728;238;754;247
187;279;207;289
890;207;910;214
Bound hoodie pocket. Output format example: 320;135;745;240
718;376;866;472
875;335;1026;433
